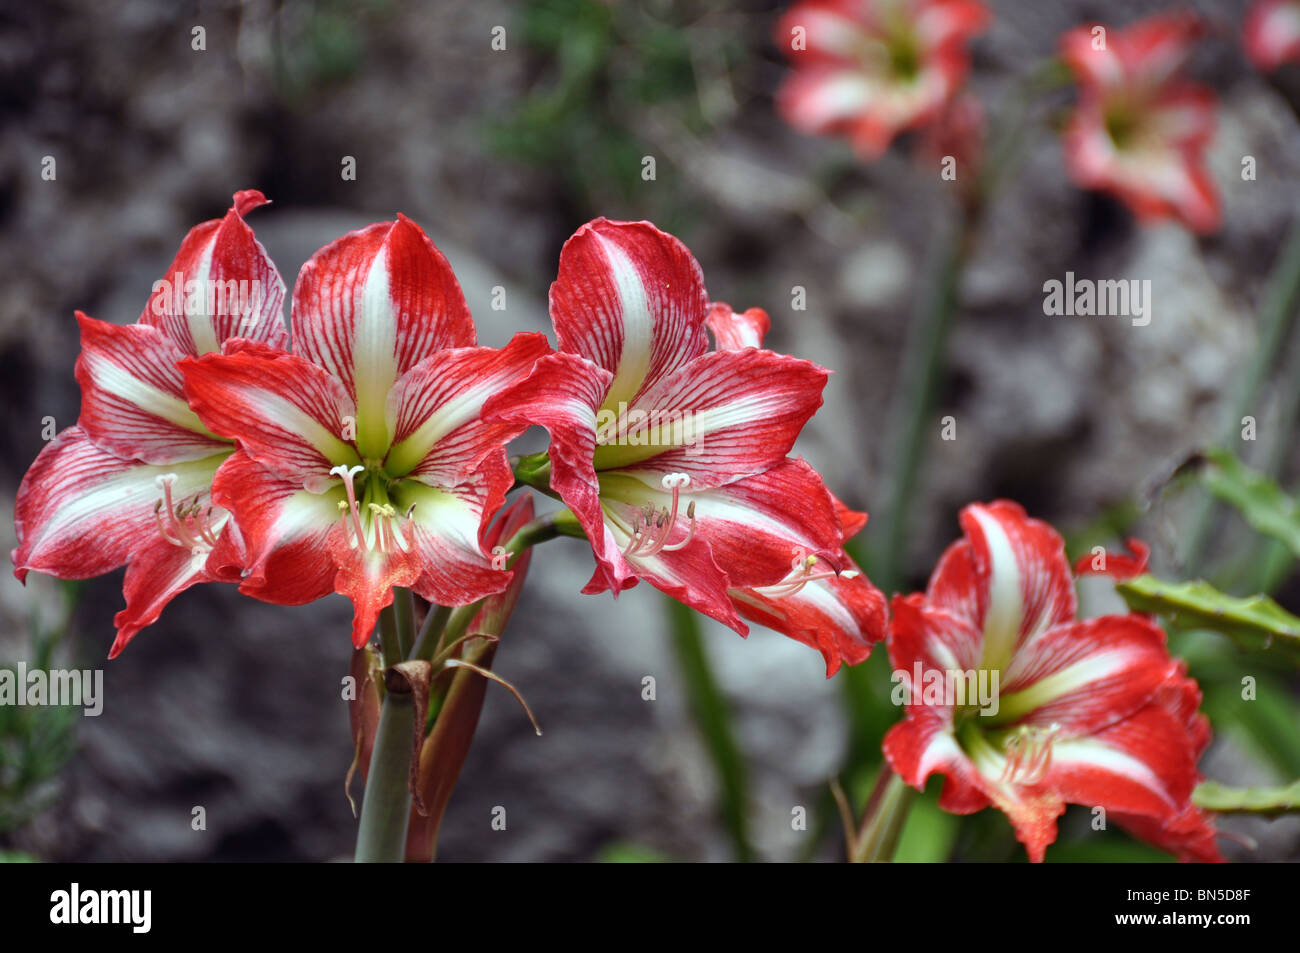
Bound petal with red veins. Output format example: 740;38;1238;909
75;312;226;464
12;426;225;583
590;348;828;483
181;350;360;489
886;596;985;692
884;707;990;813
384;332;551;482
602;458;844;591
484;351;616;582
889;710;1068;863
591;522;743;633
391;469;514;610
210;450;343;605
730;550;886;676
996;615;1177;734
1113;804;1222;862
331;533;423;648
1044;702;1202;831
110;529;226;658
140;190;288;357
944;501;1077;672
291;215;475;458
705;302;770;350
829;490;868;542
551;218;709;410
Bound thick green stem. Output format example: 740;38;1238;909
393;587;416;660
851;765;916;863
411;604;452;663
355;601;416;863
353;515;563;863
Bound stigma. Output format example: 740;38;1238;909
754;547;858;598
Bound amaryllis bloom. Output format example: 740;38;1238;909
1244;0;1300;71
12;191;287;657
883;501;1221;862
1060;13;1220;233
487;220;886;673
774;0;991;158
705;303;887;675
179;215;549;646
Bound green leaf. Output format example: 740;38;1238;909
1193;779;1300;816
1116;575;1300;659
1200;449;1300;557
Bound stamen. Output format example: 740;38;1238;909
330;464;367;546
998;723;1061;785
752;547;858;598
152;474;220;556
624;473;694;558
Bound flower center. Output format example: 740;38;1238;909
622;473;697;558
996;722;1062;785
153;474;220;556
753;547;858;598
330;464;414;554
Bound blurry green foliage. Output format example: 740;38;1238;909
272;0;396;98
0;594;81;838
597;842;673;863
485;0;719;214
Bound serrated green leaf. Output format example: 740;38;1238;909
1193;779;1300;816
1201;449;1300;557
1115;574;1300;659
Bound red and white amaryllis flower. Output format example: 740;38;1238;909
12;190;287;657
704;303;886;675
1244;0;1300;71
1060;13;1220;233
883;501;1220;862
486;220;886;674
775;0;990;158
180;215;548;647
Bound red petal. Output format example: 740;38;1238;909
731;549;886;676
12;426;223;583
210;450;340;605
395;460;515;612
385;332;551;484
180;349;360;488
139;191;288;356
110;534;220;658
1072;537;1150;580
592;347;828;485
484;351;618;586
705;302;770;350
291;215;475;458
550;218;709;409
931;501;1077;670
998;615;1177;734
75;312;227;464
